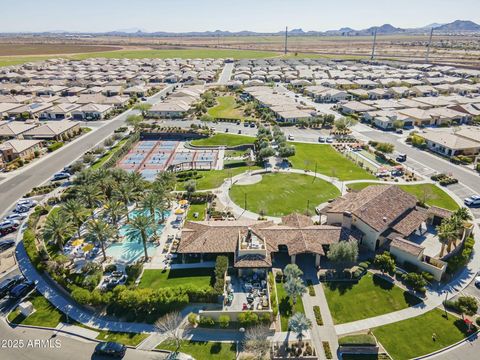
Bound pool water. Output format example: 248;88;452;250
105;209;170;263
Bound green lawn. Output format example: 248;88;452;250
289;143;375;181
96;330;148;347
347;182;459;211
139;268;214;290
229;172;340;216
323;273;422;324
207;96;244;119
186;203;207;221
158;340;236;360
8;292;66;328
275;280;306;331
91;138;128;170
190;133;254;147
177;164;260;190
373;308;474;360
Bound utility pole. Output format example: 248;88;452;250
425;27;434;63
284;26;288;54
370;28;377;61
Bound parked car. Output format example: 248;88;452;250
94;342;126;358
14;205;30;214
250;122;256;128
244;122;249;127
9;281;34;299
475;276;480;288
464;195;480;208
225;128;229;132
318;136;326;143
395;128;403;134
0;239;15;253
0;277;24;299
52;172;70;181
236;120;241;125
288;134;294;140
0;220;20;236
326;137;334;143
16;199;37;208
238;129;242;134
141;97;147;101
4;213;27;222
396;153;407;162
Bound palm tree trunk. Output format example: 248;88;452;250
100;240;107;262
440;243;446;257
142;231;149;261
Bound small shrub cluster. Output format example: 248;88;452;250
268;272;278;317
313;305;323;325
238;311;270;327
447;236;475;274
199;315;216;327
25;183;60;197
338;334;377;347
444;296;478;316
451;155;474;165
322;341;332;359
402;272;427;292
47;142;64;152
306;280;316;296
431;173;458;186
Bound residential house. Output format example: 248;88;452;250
23;120;80;141
0;139;43;162
0;122;38;139
71;104;113;120
40;103;81;120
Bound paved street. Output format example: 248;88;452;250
217;62;234;84
428;335;480;360
0;86;173;218
0;319;166;360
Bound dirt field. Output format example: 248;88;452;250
0;35;479;67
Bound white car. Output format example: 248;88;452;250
0;220;20;230
475;276;480;289
288;135;294;140
16;199;37;208
464;195;480;208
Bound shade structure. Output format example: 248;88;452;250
179;200;189;205
82;243;94;252
174;208;185;215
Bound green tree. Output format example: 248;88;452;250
86;219;116;262
77;183;103;214
115;182;136;221
334;117;357;131
126;114;144;131
278;144;296;158
283;277;306;306
104;200;125;228
43;210;74;253
288;313;312;346
125;214;157;261
374;252;396;275
374;142;395;154
134;103;152;117
283;264;303;281
326;240;359;267
437;219;457;256
456;296;478;316
61;199;87;239
184;180;197;199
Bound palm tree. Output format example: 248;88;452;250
115;182;136;221
127;171;145;192
62;199;87;239
450;207;473;246
43;210;74;253
437;220;457;256
155;171;176;190
104;199;125;227
94;169;116;201
77;183;103;215
283;264;303;282
126;114;144;131
141;192;160;221
86;219;116;262
284;277;306;307
124;214;156;261
288;313;312;347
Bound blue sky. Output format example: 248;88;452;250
1;0;479;33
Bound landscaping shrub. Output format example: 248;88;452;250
358;261;370;270
199;316;215;327
238;311;259;327
444;296;478;316
402;272;426;292
213;256;228;294
126;263;143;284
187;313;198;326
104;264;117;273
268;272;278;317
322;341;332;359
421;271;434;283
338;334;377;347
218;315;230;328
448;236;475;274
313;305;323;325
47;142;64;152
306;280;316;296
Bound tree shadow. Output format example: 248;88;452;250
210;342;222;354
325;281;355;295
403;292;423;307
279;296;294;317
372;274;394;290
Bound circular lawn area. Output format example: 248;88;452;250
229;172;340;216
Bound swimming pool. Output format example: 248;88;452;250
105;209;170;263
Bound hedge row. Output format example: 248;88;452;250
101;133;139;169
